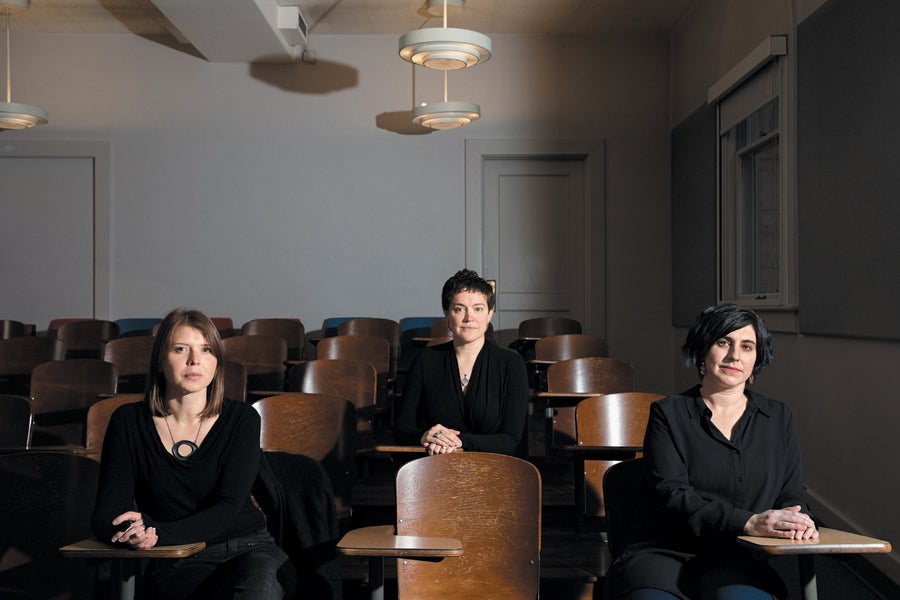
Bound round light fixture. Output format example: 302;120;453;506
1;0;48;130
0;100;48;129
399;27;492;70
412;101;480;130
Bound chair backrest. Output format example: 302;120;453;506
534;333;609;362
253;393;356;517
545;357;635;445
84;393;143;458
518;316;582;338
241;318;306;361
576;392;663;517
223;360;248;403
0;450;101;597
1;319;26;339
395;452;542;599
320;316;362;339
602;458;660;559
46;317;93;337
55;319;119;359
546;357;634;395
288;359;378;451
210;317;235;337
115;317;161;337
0;336;65;396
0;394;33;448
102;335;155;393
222;334;288;393
315;334;392;410
337;318;400;374
29;359;119;446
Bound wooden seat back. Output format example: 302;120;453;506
517;316;583;339
223;334;288;393
338;318;400;375
0;394;33;448
576;392;663;517
395;452;542;599
102;335;155;393
1;319;26;339
0;336;65;396
545;357;635;445
84;394;143;458
241;318;305;361
56;319;119;359
253;393;356;518
29;359;118;446
316;334;392;409
534;333;608;362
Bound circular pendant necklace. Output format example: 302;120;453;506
165;415;203;461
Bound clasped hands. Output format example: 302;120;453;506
421;424;462;455
744;505;818;540
111;510;158;549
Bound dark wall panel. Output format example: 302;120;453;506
797;0;900;339
671;103;717;327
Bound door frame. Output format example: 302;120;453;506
1;140;111;318
464;138;606;336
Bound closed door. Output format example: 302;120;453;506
482;158;587;331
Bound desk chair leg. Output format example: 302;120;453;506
798;554;817;600
544;405;555;456
111;557;136;600
367;556;385;600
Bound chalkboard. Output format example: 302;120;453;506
797;0;900;340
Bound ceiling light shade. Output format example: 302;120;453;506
1;0;47;131
412;100;480;130
399;27;491;70
399;0;491;70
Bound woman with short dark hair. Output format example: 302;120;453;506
395;269;528;455
92;308;295;599
605;304;817;600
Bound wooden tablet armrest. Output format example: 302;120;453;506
60;537;206;559
373;444;427;453
737;527;892;555
337;525;463;558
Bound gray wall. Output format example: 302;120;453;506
0;31;673;394
670;0;899;583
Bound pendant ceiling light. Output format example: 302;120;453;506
0;0;47;130
399;0;491;71
412;70;480;130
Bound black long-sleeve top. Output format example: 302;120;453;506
91;399;266;546
394;340;528;455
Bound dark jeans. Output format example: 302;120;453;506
140;530;296;600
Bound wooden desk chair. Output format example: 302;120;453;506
338;452;542;599
509;316;582;361
46;317;94;337
1;319;26;339
0;336;65;396
209;316;235;338
0;450;102;598
223;360;247;403
338;318;401;378
529;333;609;391
253;393;357;521
102;336;155;393
56;319;119;359
288;359;379;453
574;392;662;520
84;394;143;459
536;356;634;455
29;359;118;446
241;318;305;361
222;334;288;394
315;334;394;415
0;394;33;448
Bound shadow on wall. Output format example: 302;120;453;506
376;111;434;135
249;60;359;94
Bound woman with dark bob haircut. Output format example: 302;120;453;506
92;308;295;599
395;269;529;455
605;304;817;600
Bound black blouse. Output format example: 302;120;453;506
394;341;529;455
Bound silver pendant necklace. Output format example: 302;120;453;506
461;373;469;386
165;415;203;461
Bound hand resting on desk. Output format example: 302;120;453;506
744;505;818;540
110;510;158;549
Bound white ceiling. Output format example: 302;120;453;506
7;0;697;62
